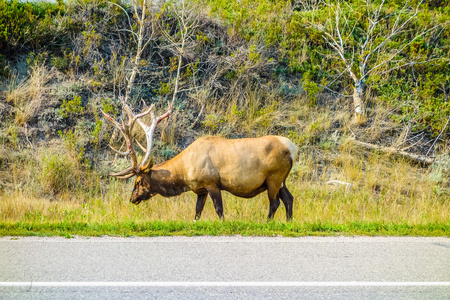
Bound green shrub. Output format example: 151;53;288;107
0;0;65;55
59;95;84;118
39;150;79;194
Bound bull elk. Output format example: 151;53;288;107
102;99;298;221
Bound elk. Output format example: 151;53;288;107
102;99;298;221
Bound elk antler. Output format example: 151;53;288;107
101;98;172;178
136;101;173;168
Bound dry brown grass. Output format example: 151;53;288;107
7;64;61;126
1;143;448;226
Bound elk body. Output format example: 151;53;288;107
103;100;298;221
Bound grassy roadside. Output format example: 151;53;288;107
1;158;449;238
1;220;448;238
1;150;449;237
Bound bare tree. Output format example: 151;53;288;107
158;0;202;105
103;0;205;160
103;0;174;162
108;0;157;103
298;0;446;122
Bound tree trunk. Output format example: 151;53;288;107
353;80;364;122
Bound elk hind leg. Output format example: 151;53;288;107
278;183;294;221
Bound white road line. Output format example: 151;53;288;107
1;282;450;287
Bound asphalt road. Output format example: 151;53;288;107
1;236;449;299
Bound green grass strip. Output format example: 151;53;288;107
0;221;448;237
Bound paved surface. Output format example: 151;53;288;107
0;236;449;299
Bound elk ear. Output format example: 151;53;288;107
141;158;154;173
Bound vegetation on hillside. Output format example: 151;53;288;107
0;0;448;236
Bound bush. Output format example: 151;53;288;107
0;0;65;56
39;149;79;195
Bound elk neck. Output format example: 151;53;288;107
148;159;189;197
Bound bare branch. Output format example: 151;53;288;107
327;180;352;190
368;24;444;79
362;0;425;71
426;116;450;156
317;84;351;98
352;139;434;164
376;57;443;77
400;135;424;151
135;138;146;153
108;1;137;43
190;76;218;129
335;2;344;51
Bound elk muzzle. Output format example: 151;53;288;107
130;198;142;205
130;187;155;205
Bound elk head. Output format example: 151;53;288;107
101;97;172;204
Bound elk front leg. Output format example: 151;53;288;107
267;197;280;221
195;193;208;220
207;188;224;220
266;180;281;221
